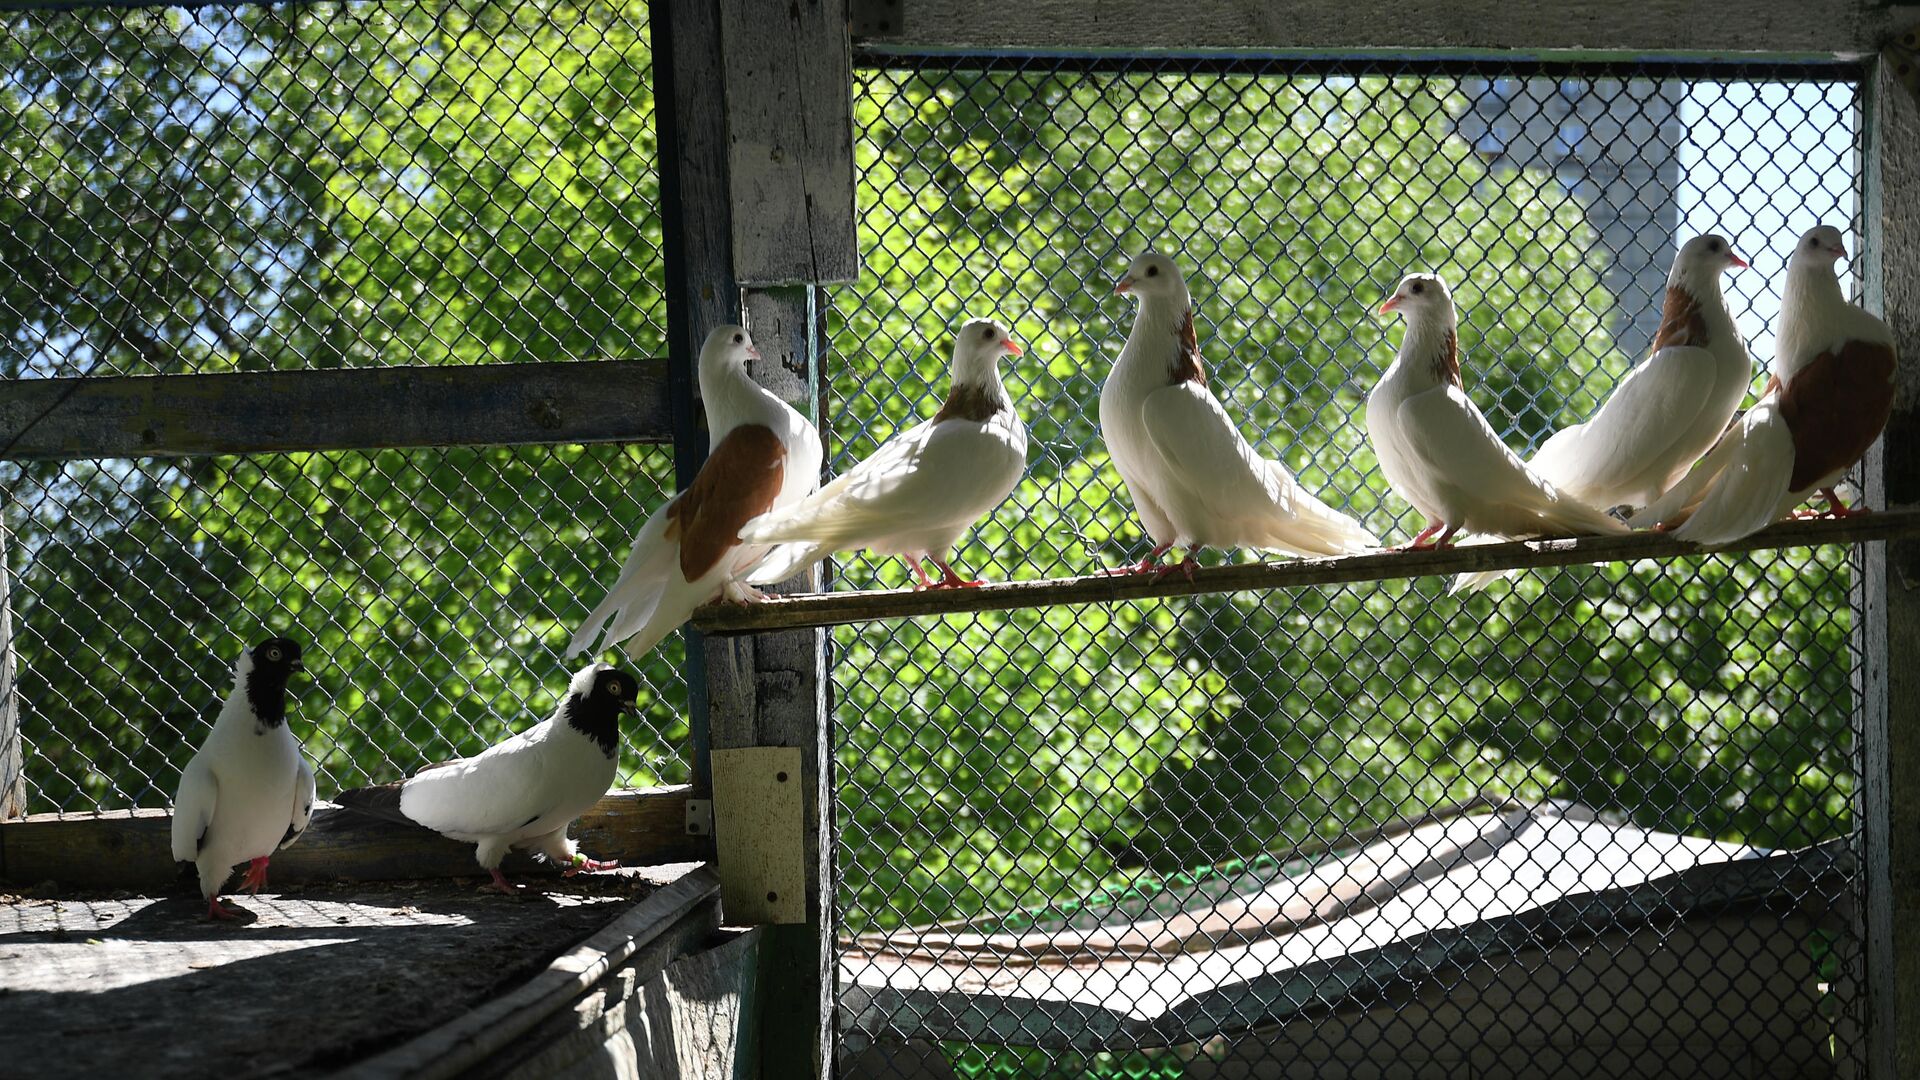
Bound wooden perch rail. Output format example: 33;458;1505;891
0;359;670;460
692;508;1920;634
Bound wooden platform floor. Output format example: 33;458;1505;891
0;865;700;1078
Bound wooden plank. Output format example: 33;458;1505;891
711;746;807;924
494;925;764;1080
1859;49;1920;1080
0;520;22;820
0;786;700;889
0;360;670;461
690;509;1920;635
841;840;1851;1051
343;867;724;1080
719;0;860;285
857;0;1899;60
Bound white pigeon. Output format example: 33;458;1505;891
570;325;823;659
170;638;316;920
1452;234;1752;591
1368;273;1629;550
1630;225;1896;544
1098;250;1380;576
333;663;640;893
739;318;1028;589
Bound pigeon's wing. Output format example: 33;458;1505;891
1138;383;1287;515
279;755;317;850
742;418;1023;549
1399;385;1557;505
170;755;217;863
397;728;556;839
1527;346;1719;500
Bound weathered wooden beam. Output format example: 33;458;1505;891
0;360;670;461
1857;47;1920;1080
719;0;859;285
0;521;22;820
856;0;1900;60
690;509;1920;635
0;786;700;889
349;866;725;1080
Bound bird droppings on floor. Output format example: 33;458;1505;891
0;869;680;1079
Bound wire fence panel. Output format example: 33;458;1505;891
0;0;683;810
830;58;1865;1077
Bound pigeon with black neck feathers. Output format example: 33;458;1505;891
1099;250;1379;576
1452;234;1752;591
170;637;315;921
1629;224;1896;543
332;663;640;894
739;318;1028;589
570;325;822;660
1368;272;1628;550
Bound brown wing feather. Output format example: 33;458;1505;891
1171;308;1206;385
1651;285;1708;351
667;424;787;581
1778;340;1896;492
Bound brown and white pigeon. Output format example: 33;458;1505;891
739;318;1028;589
1629;225;1896;543
1452;234;1752;591
333;663;640;894
1368;273;1629;550
570;325;822;659
170;638;315;920
1099;250;1380;576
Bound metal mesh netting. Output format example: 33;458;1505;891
828;58;1865;1076
0;0;685;809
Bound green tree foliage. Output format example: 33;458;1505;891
0;7;1853;954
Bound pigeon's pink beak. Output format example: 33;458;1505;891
1727;250;1749;268
1002;338;1024;356
1377;296;1403;314
746;344;762;360
1113;277;1135;295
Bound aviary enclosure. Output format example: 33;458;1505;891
1;1;1916;1078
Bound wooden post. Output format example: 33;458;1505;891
0;521;24;820
1857;49;1920;1080
653;0;857;1075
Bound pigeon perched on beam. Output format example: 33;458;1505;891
570;325;823;659
739;318;1029;590
333;663;640;894
1368;273;1628;551
1099;250;1380;577
170;638;316;921
1630;225;1896;544
1453;234;1752;592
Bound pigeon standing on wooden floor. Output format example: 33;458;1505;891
739;318;1029;590
1098;250;1380;577
170;638;316;921
1630;225;1896;544
570;325;822;660
1368;273;1629;551
332;663;640;894
1452;234;1752;592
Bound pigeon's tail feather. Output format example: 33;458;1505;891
570;512;677;657
1628;422;1746;529
333;783;415;828
1448;535;1515;595
1669;414;1796;546
744;540;826;587
1529;492;1632;539
608;572;709;664
1259;473;1380;556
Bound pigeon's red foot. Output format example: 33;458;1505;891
1821;489;1869;519
927;561;983;590
486;868;539;897
235;857;270;896
207;896;244;921
1151;555;1200;582
564;855;622;878
1398;524;1460;552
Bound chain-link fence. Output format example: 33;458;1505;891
829;57;1866;1076
0;0;687;811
